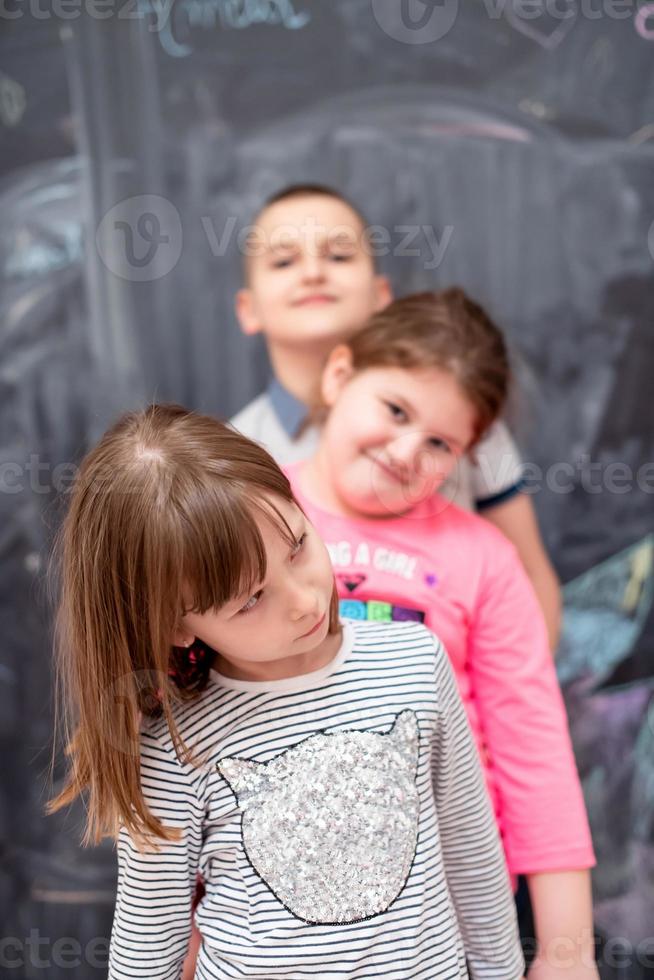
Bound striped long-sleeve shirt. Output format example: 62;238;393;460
109;621;524;980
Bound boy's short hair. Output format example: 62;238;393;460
260;183;370;230
243;184;377;276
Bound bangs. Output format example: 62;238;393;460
178;483;297;615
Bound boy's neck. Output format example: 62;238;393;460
267;342;336;406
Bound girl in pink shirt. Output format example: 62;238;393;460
289;289;598;980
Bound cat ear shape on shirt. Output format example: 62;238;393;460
218;757;265;800
389;710;420;772
218;710;420;801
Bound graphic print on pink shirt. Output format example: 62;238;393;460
322;517;471;681
336;541;438;623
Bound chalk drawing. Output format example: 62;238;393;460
504;0;577;50
0;73;27;128
557;535;654;686
139;0;311;58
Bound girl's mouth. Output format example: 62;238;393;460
368;453;407;486
298;612;326;639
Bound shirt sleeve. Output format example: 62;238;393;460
431;637;525;980
470;535;595;874
108;729;205;980
470;421;524;509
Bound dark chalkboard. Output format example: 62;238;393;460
0;19;74;180
1;4;653;978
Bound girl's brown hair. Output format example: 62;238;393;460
48;404;339;845
345;288;510;446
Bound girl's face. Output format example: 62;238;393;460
174;496;338;682
318;352;478;518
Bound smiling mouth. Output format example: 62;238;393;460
294;295;336;306
369;454;407;485
298;613;326;639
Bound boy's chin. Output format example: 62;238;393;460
285;312;352;340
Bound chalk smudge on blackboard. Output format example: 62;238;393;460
557;535;654;686
0;73;27;128
138;0;311;58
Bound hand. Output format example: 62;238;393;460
528;958;600;979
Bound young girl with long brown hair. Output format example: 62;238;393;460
286;289;599;980
48;404;523;979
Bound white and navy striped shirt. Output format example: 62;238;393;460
109;621;524;979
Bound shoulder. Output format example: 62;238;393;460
230;391;271;435
422;497;522;574
349;618;443;655
469;420;524;502
349;621;454;697
141;676;225;765
435;505;540;622
231;394;311;465
476;419;519;456
422;495;509;544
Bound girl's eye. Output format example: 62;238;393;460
291;533;307;559
329;252;353;262
428;437;451;453
386;401;408;422
239;590;263;614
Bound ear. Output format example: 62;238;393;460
171;627;194;649
373;275;393;312
235;288;262;336
321;345;355;407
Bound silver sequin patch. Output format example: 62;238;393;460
217;710;420;924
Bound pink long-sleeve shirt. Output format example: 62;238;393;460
289;465;595;877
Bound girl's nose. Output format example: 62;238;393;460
387;431;423;472
288;581;320;622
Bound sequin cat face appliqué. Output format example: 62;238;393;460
217;710;420;925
